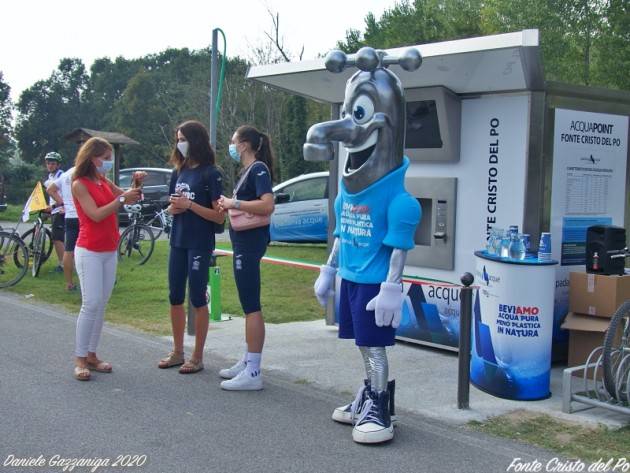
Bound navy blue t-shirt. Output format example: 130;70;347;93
169;164;223;250
230;161;273;246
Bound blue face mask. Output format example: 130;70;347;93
228;144;241;163
97;160;114;175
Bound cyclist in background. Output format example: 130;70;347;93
47;165;79;291
43;152;65;272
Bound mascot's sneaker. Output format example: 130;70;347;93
352;390;394;444
333;379;398;425
332;380;369;424
219;360;247;379
220;368;263;391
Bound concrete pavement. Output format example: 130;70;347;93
0;292;559;473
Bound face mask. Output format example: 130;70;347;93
177;141;189;158
228;143;241;163
96;160;113;175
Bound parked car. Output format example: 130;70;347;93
270;171;329;243
118;167;172;224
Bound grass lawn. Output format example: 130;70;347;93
0;204;25;223
468;410;630;462
4;240;329;335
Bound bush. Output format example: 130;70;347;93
4;156;40;204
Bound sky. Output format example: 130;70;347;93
0;0;397;101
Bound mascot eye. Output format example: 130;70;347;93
352;96;374;125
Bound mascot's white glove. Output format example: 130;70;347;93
314;265;337;307
366;282;405;328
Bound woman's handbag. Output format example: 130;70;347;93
229;161;271;231
228;208;270;231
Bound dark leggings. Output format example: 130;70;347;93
232;239;268;314
168;247;210;308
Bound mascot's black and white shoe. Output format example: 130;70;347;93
352;390;394;444
332;380;369;424
332;380;397;425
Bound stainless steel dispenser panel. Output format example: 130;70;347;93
406;177;457;270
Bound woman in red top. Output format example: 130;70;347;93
71;137;143;381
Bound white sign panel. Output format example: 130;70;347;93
550;108;628;331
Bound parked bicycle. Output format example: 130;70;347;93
602;300;630;404
18;210;54;276
0;227;29;288
143;202;172;240
118;203;155;265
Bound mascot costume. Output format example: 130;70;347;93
304;47;422;444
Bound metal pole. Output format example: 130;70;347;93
209;28;218;148
457;272;474;409
188;28;219;337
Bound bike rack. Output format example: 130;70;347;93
562;345;630;415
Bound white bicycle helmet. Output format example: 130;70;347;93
123;203;142;214
44;151;62;162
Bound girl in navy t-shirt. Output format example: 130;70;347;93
158;120;224;375
217;125;275;391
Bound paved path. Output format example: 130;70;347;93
0;293;554;473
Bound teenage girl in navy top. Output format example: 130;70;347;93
217;125;275;390
158;120;224;374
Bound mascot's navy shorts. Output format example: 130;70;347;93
338;279;396;347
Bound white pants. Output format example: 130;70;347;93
74;247;117;357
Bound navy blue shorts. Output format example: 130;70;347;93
51;213;65;242
168;247;210;308
338;279;396;347
232;239;267;315
64;218;79;252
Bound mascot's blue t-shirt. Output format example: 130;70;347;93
169;164;223;250
333;157;420;284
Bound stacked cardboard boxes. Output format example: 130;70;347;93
561;271;630;369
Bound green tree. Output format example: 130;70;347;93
593;0;630;90
15;58;88;167
338;0;484;51
0;72;14;180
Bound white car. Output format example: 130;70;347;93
271;171;329;242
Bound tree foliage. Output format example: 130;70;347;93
337;0;628;91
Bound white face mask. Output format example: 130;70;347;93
177;141;189;158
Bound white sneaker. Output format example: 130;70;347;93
219;360;246;379
220;368;263;391
332;383;369;424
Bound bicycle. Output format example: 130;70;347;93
602;299;630;403
18;210;54;276
143;202;172;240
118;203;156;265
0;228;29;288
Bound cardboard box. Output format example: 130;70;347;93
569;271;630;318
561;312;612;370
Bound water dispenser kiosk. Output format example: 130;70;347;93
248;29;630;352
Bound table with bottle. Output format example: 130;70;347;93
472;226;557;400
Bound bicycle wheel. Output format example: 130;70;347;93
118;224;155;265
19;226;53;267
0;232;28;288
602;300;630;402
31;225;46;277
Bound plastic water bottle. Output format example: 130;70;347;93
500;230;511;258
492;228;503;255
486;228;500;255
509;233;526;260
522;234;531;253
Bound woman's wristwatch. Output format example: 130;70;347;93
118;195;126;205
234;199;241;210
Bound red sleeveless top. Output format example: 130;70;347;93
74;176;120;252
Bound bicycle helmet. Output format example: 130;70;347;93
44;151;62;162
123;203;143;214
